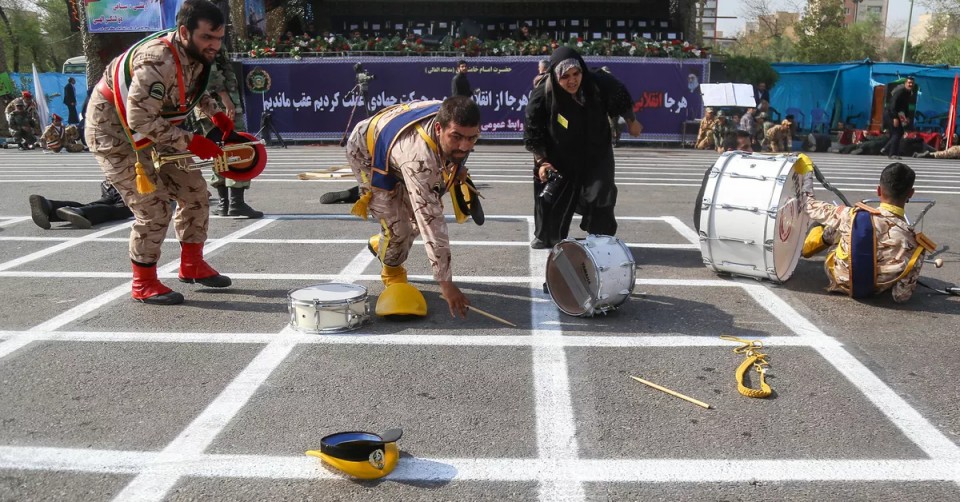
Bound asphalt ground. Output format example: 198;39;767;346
0;144;958;501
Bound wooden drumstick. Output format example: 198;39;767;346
630;375;712;409
441;296;516;327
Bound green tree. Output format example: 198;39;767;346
913;0;960;65
723;55;779;87
794;2;883;63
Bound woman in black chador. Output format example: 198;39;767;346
523;47;642;249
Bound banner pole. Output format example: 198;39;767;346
946;73;958;149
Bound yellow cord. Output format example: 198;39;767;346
720;335;773;399
134;150;156;194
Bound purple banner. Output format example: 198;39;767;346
239;57;708;141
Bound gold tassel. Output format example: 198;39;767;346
350;190;372;220
134;151;156;194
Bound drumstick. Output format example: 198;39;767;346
630;375;712;409
441;296;516;327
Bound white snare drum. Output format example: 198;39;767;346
699;151;809;283
545;234;636;317
288;283;370;333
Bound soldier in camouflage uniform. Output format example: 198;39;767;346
7;101;39;149
914;144;960;159
802;162;927;303
5;90;42;139
84;0;234;305
346;97;478;318
190;47;263;218
765;118;793;153
695;107;718;150
42;114;85;153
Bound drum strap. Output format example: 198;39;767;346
849;209;878;298
720;336;773;399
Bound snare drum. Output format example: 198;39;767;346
698;152;809;283
288;283;370;333
545;235;636;317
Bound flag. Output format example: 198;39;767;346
32;64;50;128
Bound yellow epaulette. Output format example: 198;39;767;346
854;202;881;215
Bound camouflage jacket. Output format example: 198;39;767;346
801;173;923;302
348;101;458;282
99;31;220;152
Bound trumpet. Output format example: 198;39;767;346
150;134;268;183
151;140;265;173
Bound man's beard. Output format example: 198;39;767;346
183;34;214;68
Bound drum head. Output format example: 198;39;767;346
545;240;597;316
290;283;367;304
771;161;810;282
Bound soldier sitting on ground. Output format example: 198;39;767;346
42;114;85;153
8;101;40;150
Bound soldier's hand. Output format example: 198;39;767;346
439;281;470;319
627;119;643;137
187;134;224;160
211;112;235;141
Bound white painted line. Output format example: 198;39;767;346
2;446;958;483
0;330;812;348
661;215;701;245
0;219;281;362
0;216;30;228
336;246;377;282
528;218;585;502
112;338;298;501
742;285;960;461
0;221;132;272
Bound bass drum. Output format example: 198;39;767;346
545;234;636;317
698;151;809;283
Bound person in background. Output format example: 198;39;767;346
41;114;84;153
533;59;549;87
881;76;916;160
451;59;472;98
64;77;80;125
695;107;718;150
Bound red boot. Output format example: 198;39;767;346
131;261;184;305
178;242;232;288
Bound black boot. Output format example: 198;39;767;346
215;185;229;216
227;187;263;218
29;195;53;229
320;185;361;204
56;207;92;229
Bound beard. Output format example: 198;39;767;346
183;34;215;67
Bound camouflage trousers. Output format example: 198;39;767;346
933;145;960;159
49;143;85;153
85;96;210;264
366;185;421;268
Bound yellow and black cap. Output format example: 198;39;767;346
452;175;484;226
306;428;403;479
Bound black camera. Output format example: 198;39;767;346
353;63;375;87
539;170;564;203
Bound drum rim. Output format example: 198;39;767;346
287;283;368;304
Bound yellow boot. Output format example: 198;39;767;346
376;265;427;317
802;225;828;258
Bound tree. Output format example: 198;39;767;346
793;1;884;63
913;0;960;65
725;0;799;62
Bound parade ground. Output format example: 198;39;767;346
0;145;958;501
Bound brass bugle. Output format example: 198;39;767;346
151;140;264;172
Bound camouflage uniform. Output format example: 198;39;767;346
7;109;39;148
932;145;960;159
5;96;41;136
765;122;792;153
42;123;85;153
802;173;923;302
345;100;456;282
85;31;221;265
695;116;718;150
